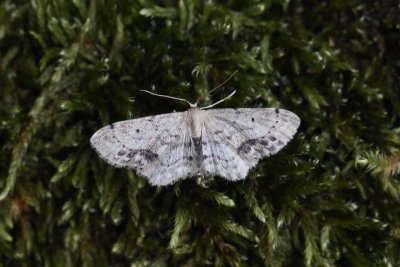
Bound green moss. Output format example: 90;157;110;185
0;0;399;266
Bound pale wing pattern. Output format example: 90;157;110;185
202;108;300;180
90;111;199;185
202;124;251;180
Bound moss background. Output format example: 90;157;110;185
1;0;400;266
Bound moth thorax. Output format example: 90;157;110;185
188;107;205;138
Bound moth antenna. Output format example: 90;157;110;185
201;91;236;110
140;90;197;107
209;70;238;94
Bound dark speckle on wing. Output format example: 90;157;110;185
126;149;159;162
238;137;274;156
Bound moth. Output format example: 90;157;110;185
90;90;300;186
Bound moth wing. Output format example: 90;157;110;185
90;111;199;185
201;108;300;180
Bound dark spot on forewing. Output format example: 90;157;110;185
237;139;258;154
126;149;158;162
260;140;269;146
140;150;158;161
275;108;280;114
238;138;271;155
